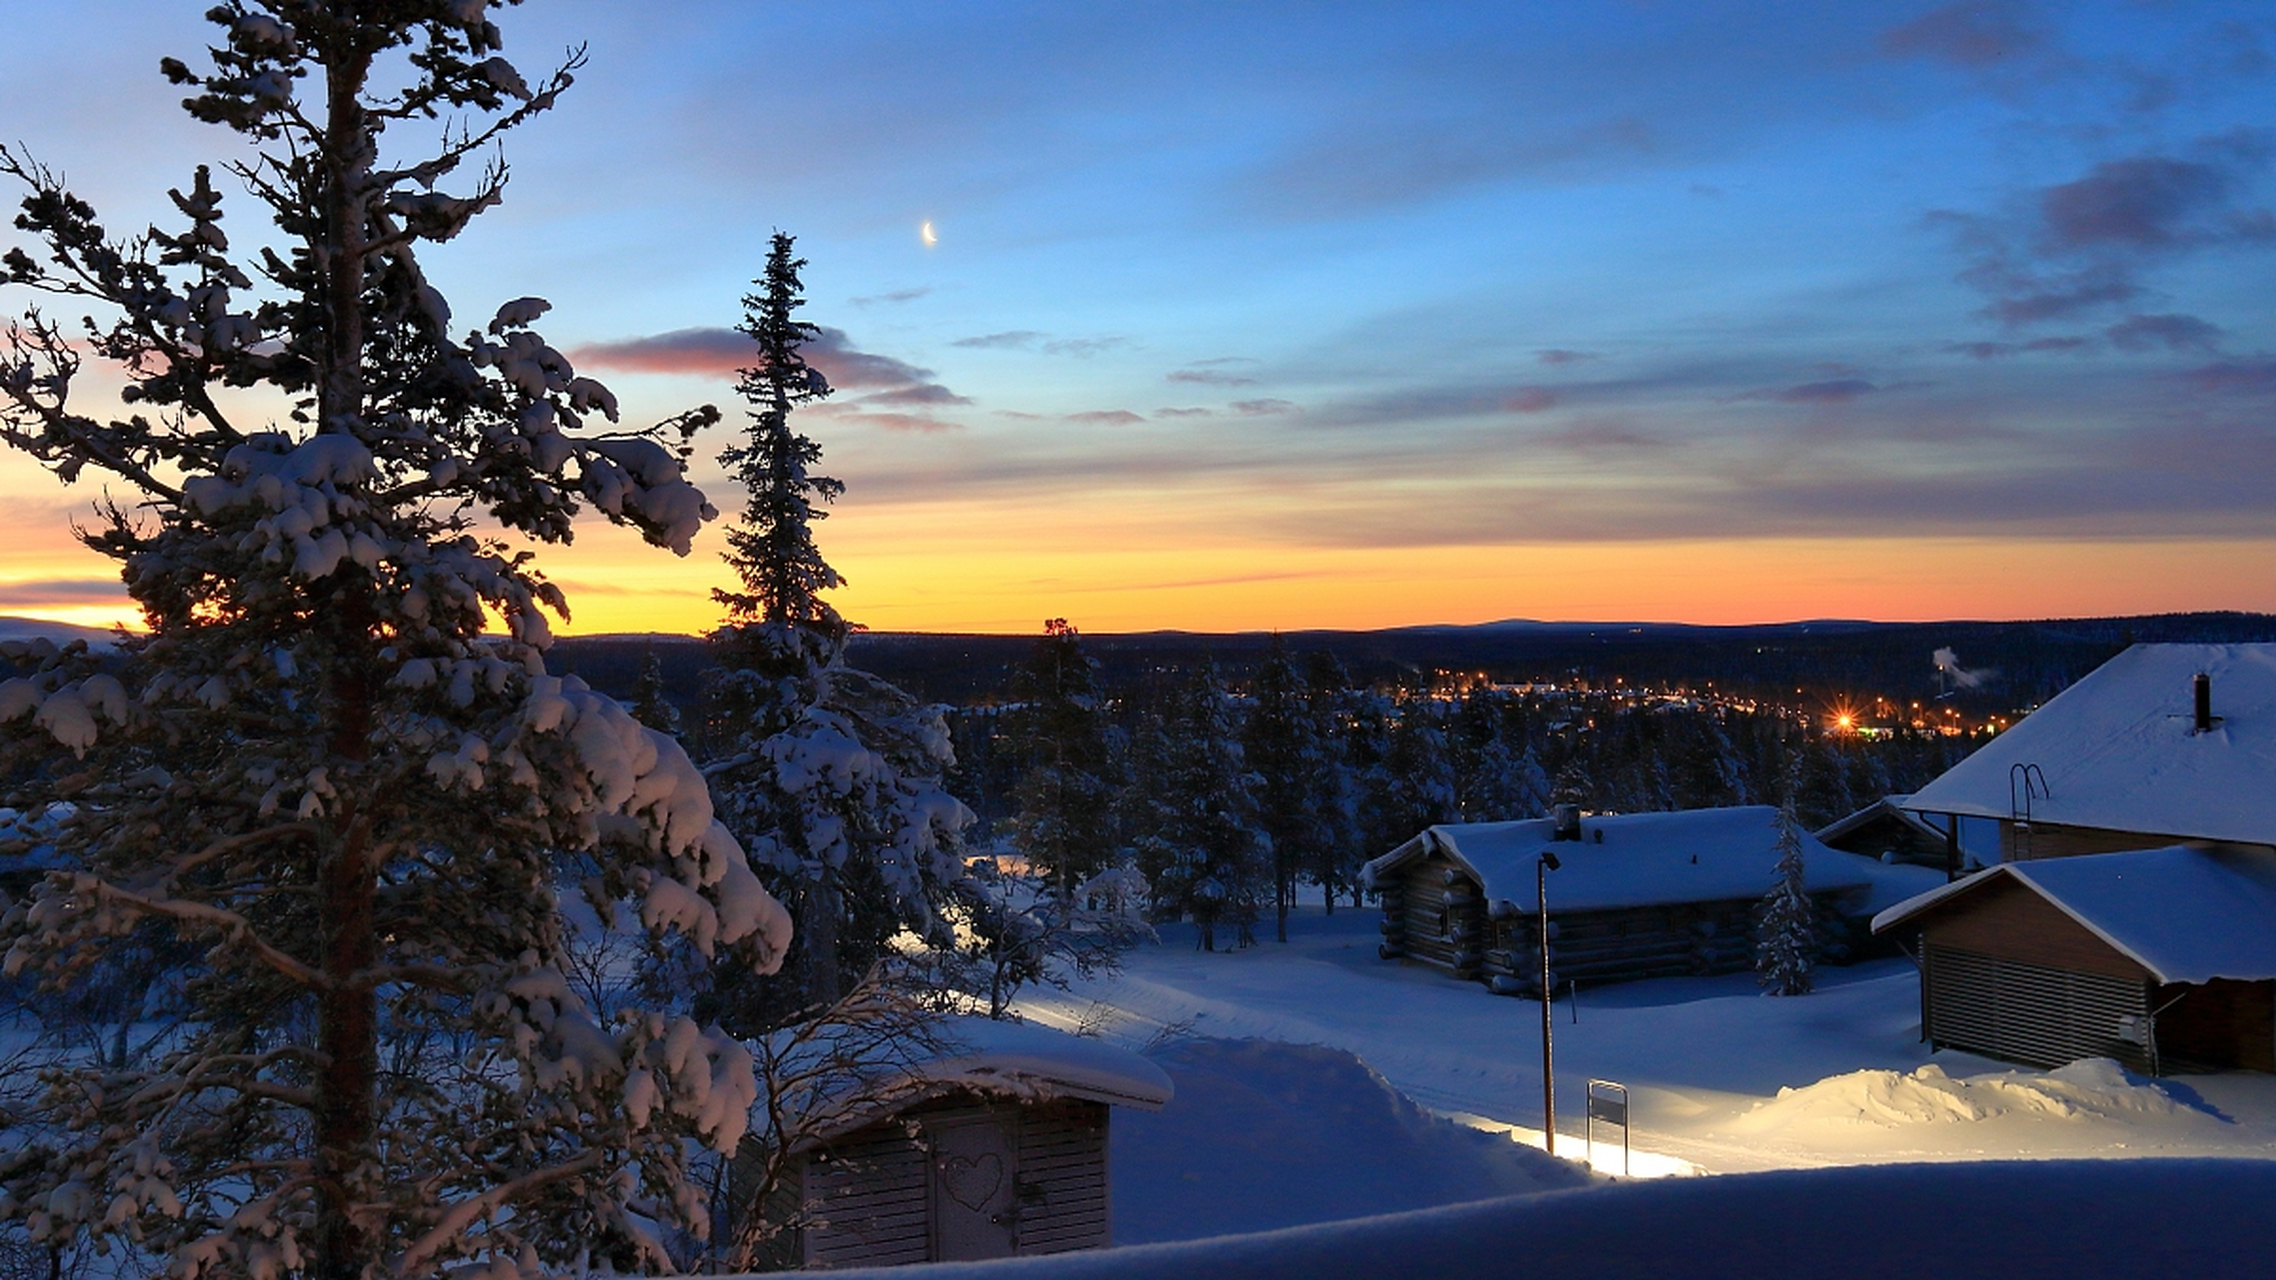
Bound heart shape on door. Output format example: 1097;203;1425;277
941;1152;1004;1212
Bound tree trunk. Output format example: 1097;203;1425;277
311;40;379;1280
802;877;844;1005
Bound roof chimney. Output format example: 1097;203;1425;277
1551;803;1582;841
2194;671;2212;734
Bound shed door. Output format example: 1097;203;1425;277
928;1115;1019;1261
1925;945;2151;1073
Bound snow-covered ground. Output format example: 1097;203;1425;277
1112;1038;1590;1243
781;1158;2276;1280
1022;905;2276;1179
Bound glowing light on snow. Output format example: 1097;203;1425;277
920;220;938;246
1445;1111;1702;1180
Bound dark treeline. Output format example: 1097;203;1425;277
556;622;1988;949
556;610;2276;725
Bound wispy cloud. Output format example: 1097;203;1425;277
572;327;967;419
1230;398;1298;416
952;330;1044;350
1931;134;2276;332
860;383;973;406
1167;368;1258;387
1065;409;1146;426
848;286;933;307
0;578;128;607
1879;2;2048;69
1537;349;1600;365
2106;312;2223;353
2179;359;2276;394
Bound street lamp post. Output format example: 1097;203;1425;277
1538;849;1561;1155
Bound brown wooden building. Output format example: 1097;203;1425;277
1873;845;2276;1074
1364;806;1931;994
1901;644;2276;865
1816;795;1959;870
742;1021;1172;1268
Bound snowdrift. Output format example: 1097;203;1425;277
783;1158;2276;1280
1728;1057;2215;1134
1111;1038;1590;1243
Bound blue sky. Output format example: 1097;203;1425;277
1;1;2273;632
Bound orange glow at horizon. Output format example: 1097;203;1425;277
5;454;2274;639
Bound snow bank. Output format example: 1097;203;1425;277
1112;1038;1591;1244
776;1158;2276;1280
1726;1058;2210;1137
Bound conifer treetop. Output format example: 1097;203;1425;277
714;231;846;650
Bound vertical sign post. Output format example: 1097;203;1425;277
1537;850;1560;1155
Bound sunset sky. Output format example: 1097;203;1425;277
2;1;2273;635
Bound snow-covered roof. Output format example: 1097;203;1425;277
1364;807;1883;915
1902;643;2276;848
783;1017;1173;1152
1815;794;1946;849
1869;845;2276;985
914;1016;1174;1111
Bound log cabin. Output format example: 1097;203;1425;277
1363;806;1930;994
1871;845;2276;1074
735;1019;1172;1269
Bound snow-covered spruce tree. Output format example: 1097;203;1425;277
1359;693;1456;854
1297;650;1364;911
1131;664;1268;952
0;5;795;1276
1244;636;1335;942
700;232;969;1027
630;648;683;735
1755;787;1817;996
1004;618;1120;894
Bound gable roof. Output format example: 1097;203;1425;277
1902;643;2276;847
1815;794;1947;850
1362;806;1915;915
1870;845;2276;985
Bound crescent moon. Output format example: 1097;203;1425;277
921;220;938;246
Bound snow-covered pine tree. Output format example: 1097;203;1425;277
1356;693;1456;856
1299;649;1365;911
1245;635;1335;942
1004;618;1120;893
0;5;792;1275
631;647;684;735
701;232;969;1025
1131;664;1267;952
1755;784;1818;996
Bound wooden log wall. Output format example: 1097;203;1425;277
1385;857;1484;978
1379;851;1863;995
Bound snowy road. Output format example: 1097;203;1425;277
1021;904;2276;1174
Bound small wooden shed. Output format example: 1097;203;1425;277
746;1020;1173;1269
1363;807;1927;993
1873;846;2276;1074
1817;795;1959;870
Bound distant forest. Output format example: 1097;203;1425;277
555;612;2276;867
